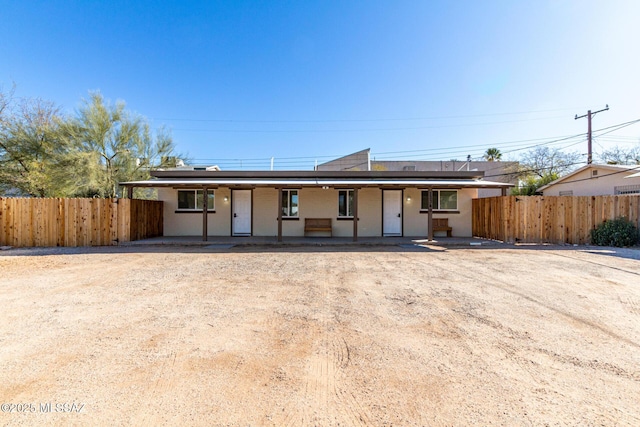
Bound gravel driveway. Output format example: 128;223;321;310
1;244;639;426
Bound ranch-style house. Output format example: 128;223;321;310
121;168;512;242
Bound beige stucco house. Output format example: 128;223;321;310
121;169;511;241
538;164;640;196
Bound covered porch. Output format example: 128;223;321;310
119;234;503;248
121;170;512;243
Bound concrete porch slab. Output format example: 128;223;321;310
121;235;503;248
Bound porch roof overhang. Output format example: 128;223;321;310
119;178;513;189
150;170;486;179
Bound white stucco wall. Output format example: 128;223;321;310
158;186;477;237
354;188;382;237
253;188;277;236
159;187;231;236
403;188;476;237
254;187;382;237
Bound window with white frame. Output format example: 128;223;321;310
177;189;215;211
281;189;299;217
338;190;354;217
420;189;458;211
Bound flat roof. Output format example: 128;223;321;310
120;178;513;188
122;169;514;188
151;170;486;180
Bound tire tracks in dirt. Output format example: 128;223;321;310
394;250;640;425
397;250;640;398
275;255;372;427
399;250;640;351
620;295;640;315
548;251;640;277
129;334;185;426
128;292;188;427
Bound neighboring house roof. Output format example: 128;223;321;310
316;149;371;171
316;148;518;185
538;164;640;195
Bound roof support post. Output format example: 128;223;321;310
202;186;208;242
352;187;359;242
501;187;507;196
427;186;434;241
127;186;134;199
277;187;283;242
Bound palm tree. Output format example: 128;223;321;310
483;148;502;161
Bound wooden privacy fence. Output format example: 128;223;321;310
472;195;640;245
0;198;163;247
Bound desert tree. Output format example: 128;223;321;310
0;92;73;197
0;83;14;119
61;92;183;197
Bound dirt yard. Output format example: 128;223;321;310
1;243;639;426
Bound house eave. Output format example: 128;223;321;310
538;164;640;192
150;170;486;180
120;178;513;189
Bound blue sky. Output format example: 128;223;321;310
1;0;639;169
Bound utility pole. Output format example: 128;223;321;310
575;105;609;164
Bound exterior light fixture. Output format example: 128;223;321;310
224;196;229;202
406;196;411;201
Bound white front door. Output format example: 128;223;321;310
232;190;252;236
383;190;402;236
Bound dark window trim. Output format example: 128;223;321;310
418;187;463;190
419;210;460;214
338;189;354;218
281;189;299;218
177;189;215;211
419;189;459;211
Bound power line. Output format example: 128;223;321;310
591;118;640;138
369;134;582;156
170;114;569;134
189;137;587;168
151;107;583;124
187;118;640;169
483;160;589;179
599;135;639;141
190;133;586;164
